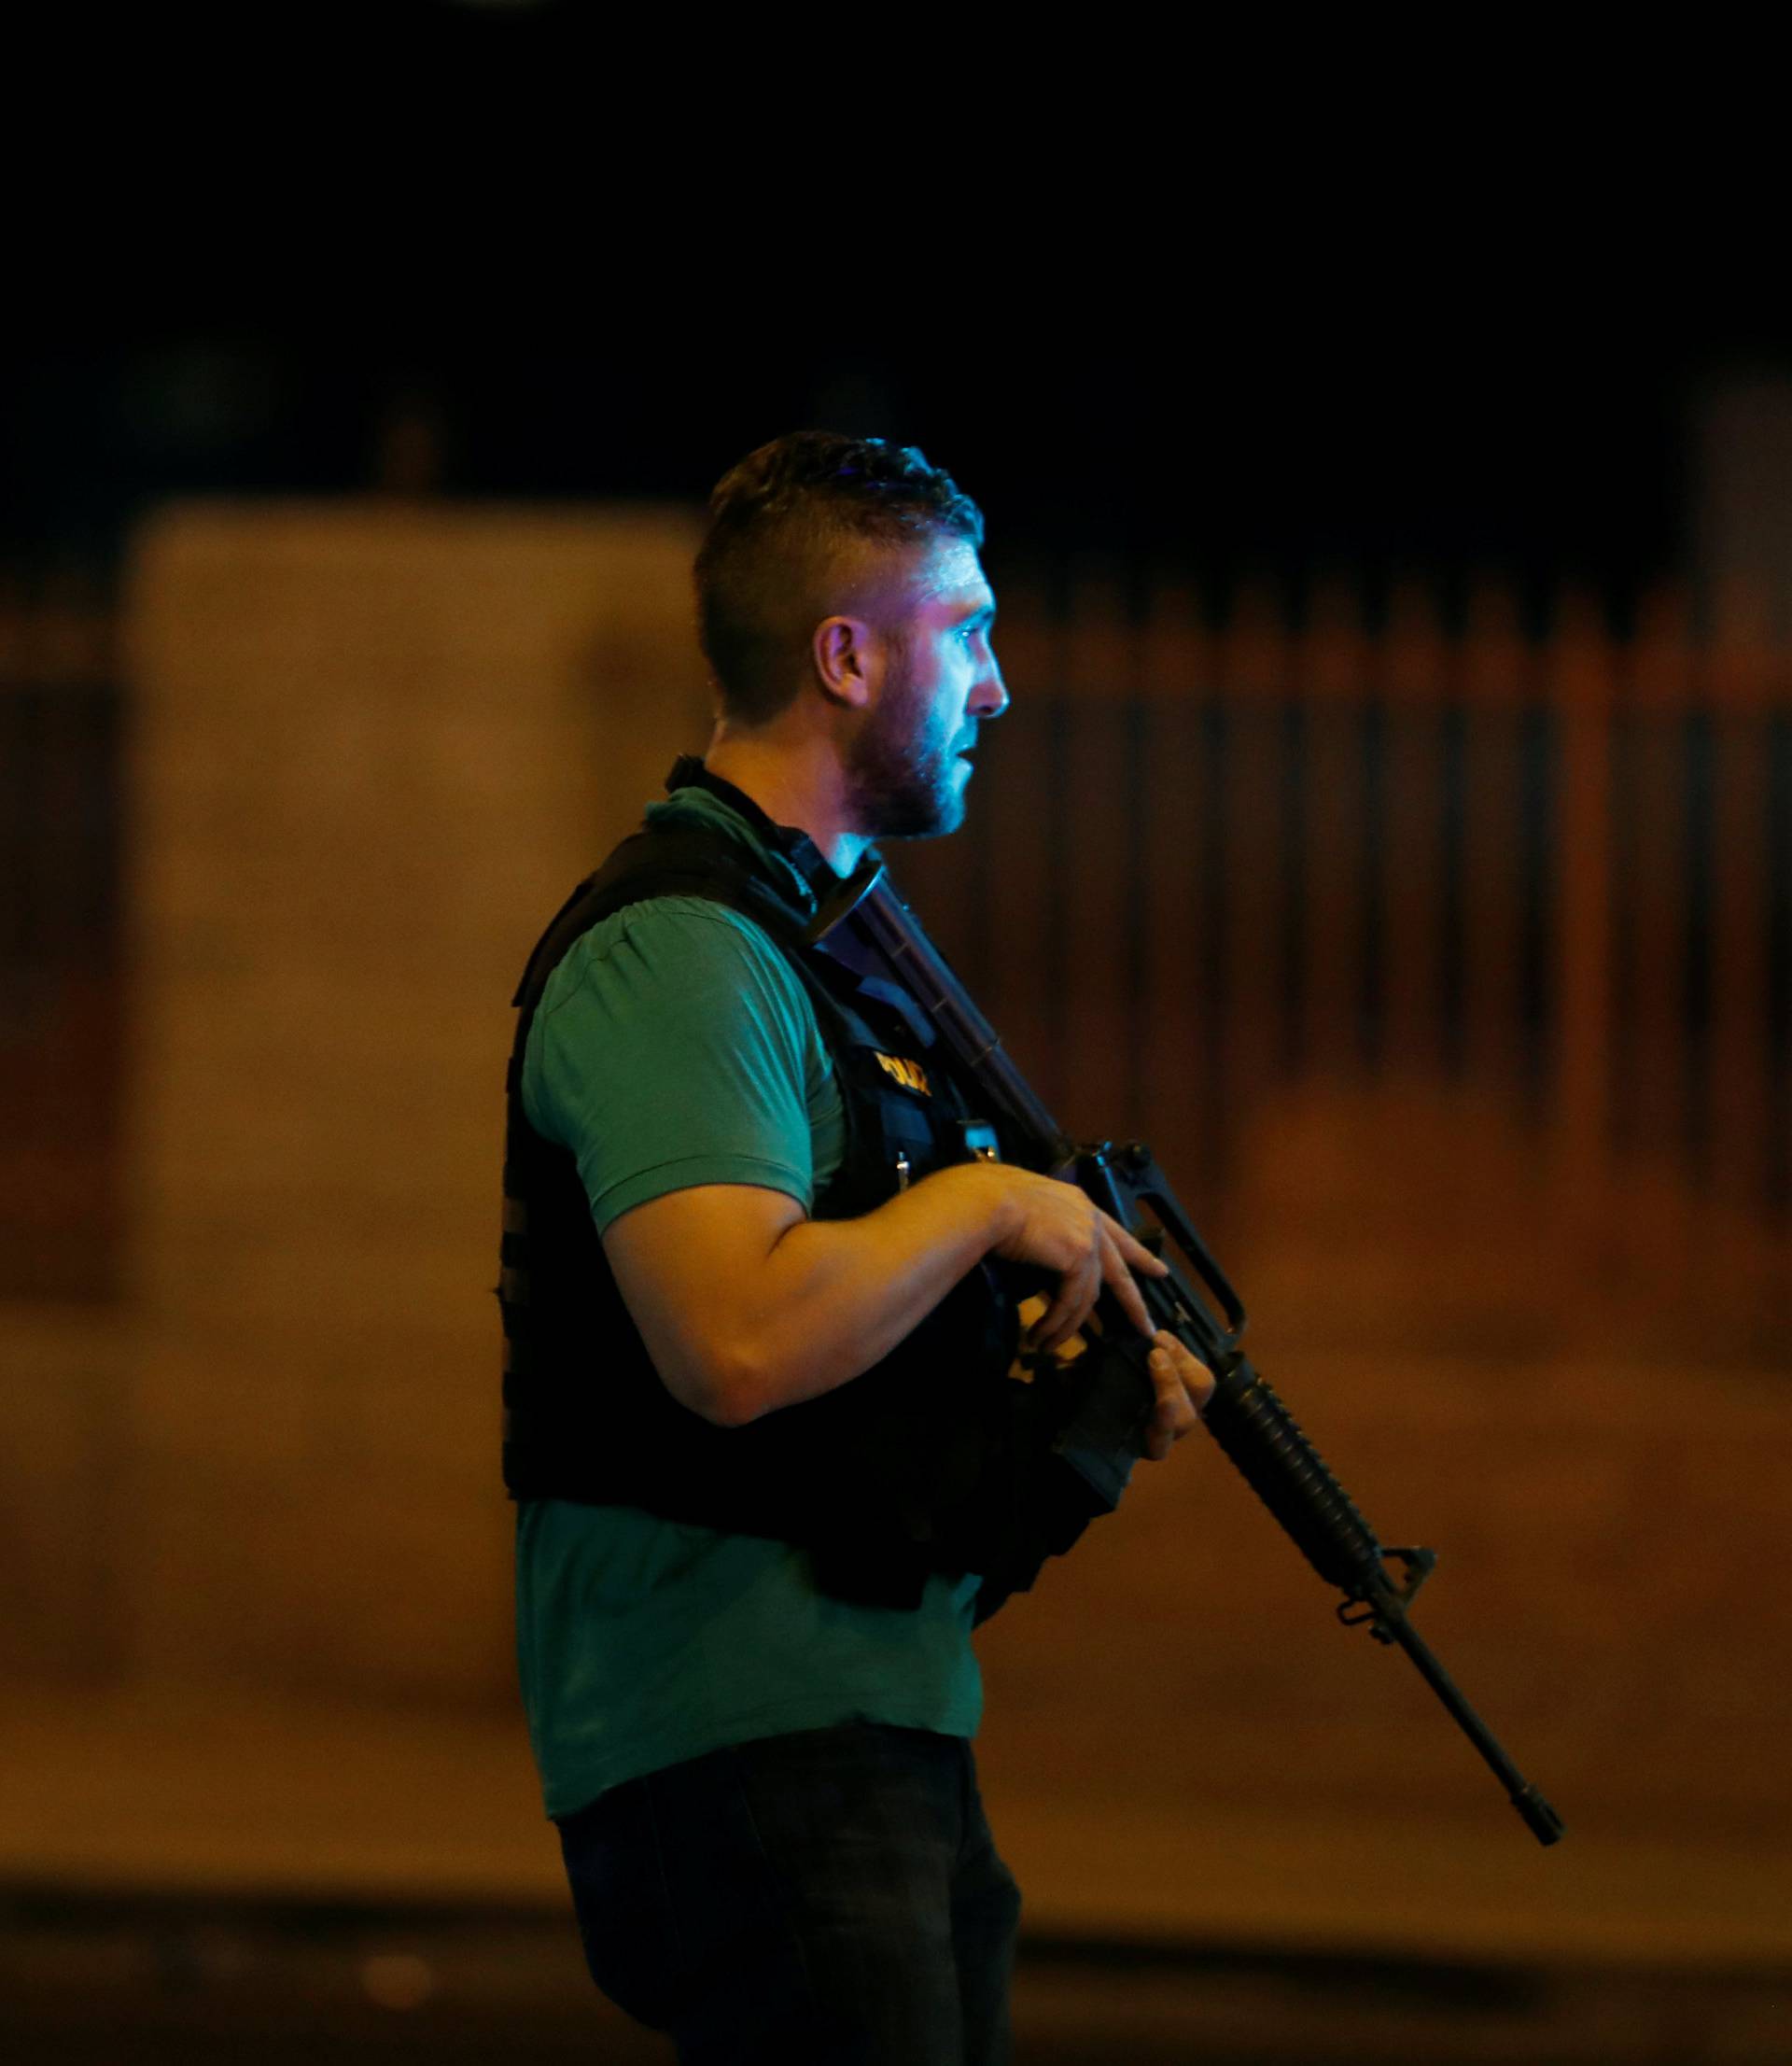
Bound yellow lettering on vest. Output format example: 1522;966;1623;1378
875;1052;931;1097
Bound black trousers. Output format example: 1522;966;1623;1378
556;1721;1023;2064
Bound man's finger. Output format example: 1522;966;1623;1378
1101;1230;1156;1338
1102;1212;1169;1277
1144;1356;1194;1460
1154;1330;1216;1412
1150;1353;1199;1430
1031;1251;1099;1356
1146;1346;1202;1456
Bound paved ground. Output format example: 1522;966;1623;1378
3;1687;1788;1962
5;1884;1790;2065
3;1689;1789;2060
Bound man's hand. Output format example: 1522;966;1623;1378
1142;1328;1213;1461
1017;1300;1214;1464
983;1165;1169;1353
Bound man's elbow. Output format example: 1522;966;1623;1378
698;1364;761;1427
660;1340;763;1428
707;1341;786;1427
695;1330;822;1427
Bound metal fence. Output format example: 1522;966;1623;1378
0;572;125;1301
898;572;1792;1343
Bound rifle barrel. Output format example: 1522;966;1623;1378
841;869;1564;1848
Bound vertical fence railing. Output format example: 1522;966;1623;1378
1296;580;1367;1085
1704;589;1774;1222
1138;585;1219;1184
1460;582;1534;1098
900;569;1792;1332
1551;594;1617;1243
0;572;125;1302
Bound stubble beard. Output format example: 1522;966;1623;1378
842;653;965;843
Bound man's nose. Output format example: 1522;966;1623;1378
971;656;1009;721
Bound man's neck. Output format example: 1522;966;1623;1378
702;732;872;876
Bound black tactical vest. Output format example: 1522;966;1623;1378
497;763;1107;1623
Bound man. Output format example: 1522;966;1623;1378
497;431;1212;2063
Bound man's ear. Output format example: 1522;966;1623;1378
813;616;875;710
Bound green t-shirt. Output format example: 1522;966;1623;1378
513;786;984;1820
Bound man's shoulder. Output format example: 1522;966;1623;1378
542;891;804;1010
519;888;839;1172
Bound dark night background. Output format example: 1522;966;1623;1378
4;319;1784;629
8;0;1785;623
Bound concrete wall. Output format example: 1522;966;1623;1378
119;500;707;1705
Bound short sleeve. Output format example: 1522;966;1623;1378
522;896;832;1237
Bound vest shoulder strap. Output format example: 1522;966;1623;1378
509;826;809;1014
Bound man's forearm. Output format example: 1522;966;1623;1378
727;1163;1018;1423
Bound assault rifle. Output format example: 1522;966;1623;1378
813;861;1564;1849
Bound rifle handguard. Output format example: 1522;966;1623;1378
1200;1359;1388;1597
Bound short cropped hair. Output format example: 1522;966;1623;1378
693;430;986;726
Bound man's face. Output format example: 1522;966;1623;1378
842;536;1008;841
